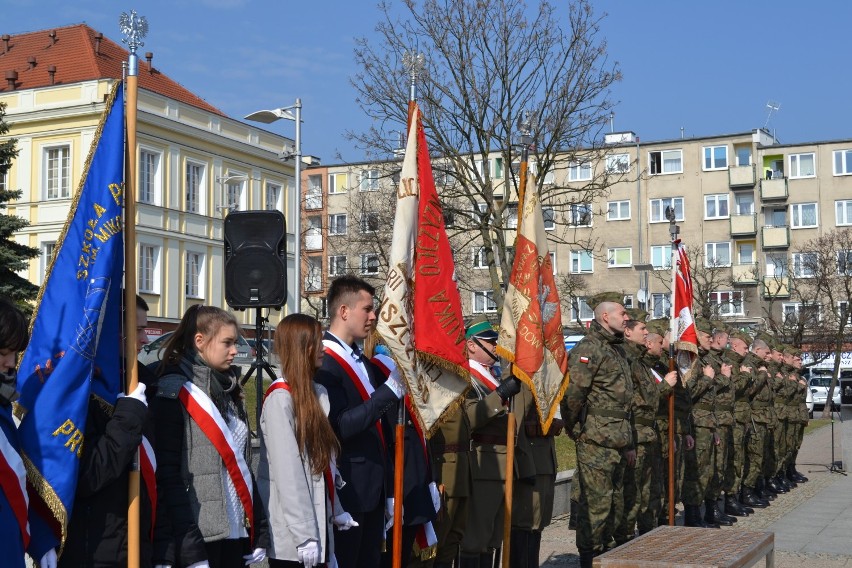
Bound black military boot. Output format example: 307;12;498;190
684;504;704;527
578;551;595;568
736;490;755;514
509;530;530;568
528;530;542;568
785;469;799;488
724;494;748;517
568;498;579;530
702;500;721;528
714;500;736;525
763;476;781;496
741;487;768;508
772;475;789;493
791;464;808;483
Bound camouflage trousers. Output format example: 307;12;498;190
575;440;628;555
652;420;684;520
617;440;657;541
770;417;787;477
785;421;803;470
723;421;749;495
744;421;769;488
683;426;716;507
707;425;730;500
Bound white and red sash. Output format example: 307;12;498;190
324;340;386;450
0;426;29;549
469;360;500;392
177;382;254;541
650;368;664;383
139;435;157;540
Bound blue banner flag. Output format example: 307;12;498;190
15;82;125;556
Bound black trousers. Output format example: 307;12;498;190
203;538;249;568
333;502;385;568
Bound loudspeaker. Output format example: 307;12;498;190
224;210;287;309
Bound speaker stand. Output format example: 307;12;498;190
240;307;278;435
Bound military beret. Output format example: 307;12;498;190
694;317;713;334
729;330;752;345
755;331;781;351
586;291;624;311
783;345;802;357
710;320;732;335
465;314;498;340
626;308;649;322
645;319;670;336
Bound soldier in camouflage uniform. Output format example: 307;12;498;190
722;330;757;516
787;348;809;483
742;337;774;507
560;292;634;568
781;347;808;485
765;341;790;494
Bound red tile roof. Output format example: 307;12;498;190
0;24;224;116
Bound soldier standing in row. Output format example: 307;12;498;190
705;323;737;526
742;337;774;507
560;292;634;568
723;330;757;516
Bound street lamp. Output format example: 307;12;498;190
245;99;302;313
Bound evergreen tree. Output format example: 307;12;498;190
0;102;38;311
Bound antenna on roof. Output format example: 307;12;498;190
764;100;781;129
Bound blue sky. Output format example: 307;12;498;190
5;1;850;163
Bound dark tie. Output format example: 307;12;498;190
351;345;364;363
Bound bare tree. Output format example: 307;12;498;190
349;0;622;310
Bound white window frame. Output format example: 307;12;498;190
607;247;632;268
702;145;728;171
838;250;852;276
791;202;818;229
266;182;282;211
836;200;852;226
225;175;246;212
607;200;630;221
305;176;322;209
833;149;852;176
139;148;162;205
359;169;380;191
570;297;594;322
359;253;379;275
605;153;630;174
328;172;348;194
549;251;557;275
792;252;817;278
569;250;593;274
138;243;161;294
783;302;821;325
472;290;497;314
505;203;518;229
704;193;730;220
185;160;206;214
649;197;684;223
185;250;205;299
568;203;593;227
651;245;671;270
543;206;555;230
359;212;379;234
328;255;347;277
705;242;732;267
568;161;592;181
649;149;683;175
651;293;672;319
328;213;347;236
43;144;71;200
0;170;6;193
40;241;56;284
789;153;816;178
305;256;322;292
709;290;744;316
472;247;488;269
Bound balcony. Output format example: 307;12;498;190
304;230;323;251
762;225;790;249
729;214;757;236
732;263;759;285
762;276;790;298
729;164;756;188
759;177;788;201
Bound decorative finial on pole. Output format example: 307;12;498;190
402;50;425;102
516;110;534;162
119;10;148;76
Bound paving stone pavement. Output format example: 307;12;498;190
540;407;852;567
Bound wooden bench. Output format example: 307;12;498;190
593;526;774;568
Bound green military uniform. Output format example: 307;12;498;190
744;346;774;500
561;311;634;564
705;341;735;524
766;356;786;487
722;331;753;514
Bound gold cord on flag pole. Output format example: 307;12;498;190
120;10;147;568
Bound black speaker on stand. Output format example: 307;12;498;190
224;210;287;431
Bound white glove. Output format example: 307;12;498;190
126;382;147;406
384;368;406;399
332;511;359;531
297;540;320;567
428;481;441;513
385;497;395;531
153;565;172;568
186;563;210;568
40;549;57;568
243;547;266;565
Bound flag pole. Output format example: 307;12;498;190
120;11;146;568
666;207;679;526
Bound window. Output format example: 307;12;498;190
543;207;555;230
329;255;347;277
139;244;160;294
185;161;204;213
328;213;347;235
766;254;787;277
139;149;161;204
792;252;817;278
226;179;244;211
649;149;683;175
266;183;281;211
0;170;6;192
705;242;731;267
623;295;634;309
185;251;204;299
44;145;71;199
549;251;557;275
530;161;555;185
607;247;632;268
568;203;592;227
735;145;751;166
306;175;323;209
606;153;630;174
709;290;743;316
837;200;852;226
791;203;818;228
839;250;852;276
472;247;488;269
40;242;56;283
839;301;850;323
703;145;728;170
765;206;787;227
359;212;379;234
506;203;518;229
443;210;455;228
328;172;347;194
472;291;497;313
305;216;322;250
569;297;594;321
607;200;630;221
360;253;379;275
735;193;754;215
359;169;380;191
704;194;730;219
833;149;852;176
568;161;592;181
783;302;820;325
570;251;593;274
789;153;816;178
737;242;755;265
305;256;322;292
650;197;684;223
493;158;503;179
650;245;671;269
651;293;671;319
